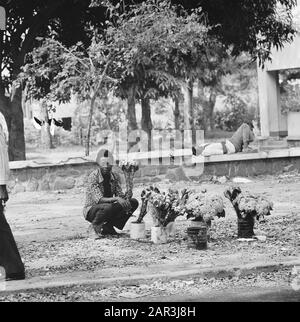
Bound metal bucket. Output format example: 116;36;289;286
187;225;208;250
130;221;146;240
237;216;255;238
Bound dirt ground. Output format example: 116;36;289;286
4;173;299;281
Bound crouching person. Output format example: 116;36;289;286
83;149;139;237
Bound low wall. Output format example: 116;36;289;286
7;148;300;194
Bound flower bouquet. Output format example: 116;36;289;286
119;160;139;200
146;187;191;243
185;193;225;227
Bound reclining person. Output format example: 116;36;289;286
83;149;138;236
192;122;255;157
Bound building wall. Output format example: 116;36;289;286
264;35;300;72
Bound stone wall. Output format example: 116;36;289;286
7;154;300;194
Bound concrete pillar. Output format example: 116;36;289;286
0;7;6;30
257;68;287;138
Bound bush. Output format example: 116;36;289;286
215;95;256;131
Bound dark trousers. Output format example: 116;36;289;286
0;204;25;278
86;198;139;231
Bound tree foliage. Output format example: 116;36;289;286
0;0;107;160
102;0;211;101
93;0;297;66
1;0;297;160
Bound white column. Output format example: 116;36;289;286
257;67;287;138
0;7;6;30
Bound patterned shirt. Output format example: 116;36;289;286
83;168;125;218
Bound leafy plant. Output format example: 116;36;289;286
146;187;191;227
281;83;300;113
185;193;225;226
214;95;256;131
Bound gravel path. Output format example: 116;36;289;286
0;268;295;302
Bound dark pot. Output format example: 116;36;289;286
187;224;208;250
237;216;255;238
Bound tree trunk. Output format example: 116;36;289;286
184;79;195;145
8;85;26;161
127;85;138;131
141;97;152;151
85;96;96;157
174;97;180;130
40;101;54;150
205;88;217;132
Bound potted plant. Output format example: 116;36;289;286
147;188;190;244
185;193;225;249
224;186;273;239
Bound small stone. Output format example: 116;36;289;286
237;238;256;242
255;235;267;242
232;177;252;183
185;280;195;285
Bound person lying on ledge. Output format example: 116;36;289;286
192;122;256;157
83;149;139;237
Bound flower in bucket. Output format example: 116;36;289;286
147;187;191;228
185;193;225;227
224;185;273;239
224;185;273;221
135;188;154;223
